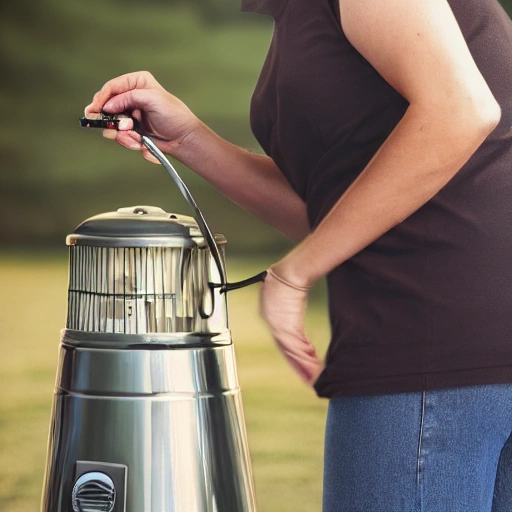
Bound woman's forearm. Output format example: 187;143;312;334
86;71;309;241
273;100;500;286
170;121;310;242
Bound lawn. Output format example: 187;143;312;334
0;254;330;512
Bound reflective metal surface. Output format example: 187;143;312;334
66;245;226;334
42;205;257;512
41;334;256;512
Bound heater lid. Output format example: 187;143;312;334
66;205;226;248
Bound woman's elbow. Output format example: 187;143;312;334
471;94;501;138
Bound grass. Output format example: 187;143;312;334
0;255;330;512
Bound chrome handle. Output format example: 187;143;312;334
141;135;227;288
140;135;266;294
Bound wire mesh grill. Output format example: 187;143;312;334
66;245;211;334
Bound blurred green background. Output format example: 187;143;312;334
1;0;512;511
0;0;293;254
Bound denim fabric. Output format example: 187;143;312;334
323;385;512;512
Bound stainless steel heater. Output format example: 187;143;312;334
41;135;265;512
41;204;258;512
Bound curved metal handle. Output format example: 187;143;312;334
141;135;227;288
140;135;266;293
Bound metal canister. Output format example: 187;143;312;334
41;205;257;512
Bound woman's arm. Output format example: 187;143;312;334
260;0;501;383
169;121;310;242
272;0;501;286
86;72;310;242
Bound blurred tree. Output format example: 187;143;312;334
502;0;512;12
0;0;510;252
0;0;281;253
192;0;246;24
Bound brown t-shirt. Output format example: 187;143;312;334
242;0;512;397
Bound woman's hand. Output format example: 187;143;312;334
84;72;310;241
259;265;324;385
85;71;200;163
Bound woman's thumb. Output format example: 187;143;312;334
103;89;148;115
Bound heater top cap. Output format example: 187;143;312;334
66;205;225;248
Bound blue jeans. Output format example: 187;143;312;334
323;385;512;512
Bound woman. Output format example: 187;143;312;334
85;0;512;509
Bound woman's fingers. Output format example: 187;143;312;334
86;89;153;121
103;130;141;150
101;129;162;165
85;71;159;116
102;129;117;140
102;89;152;116
278;341;323;383
279;344;320;370
117;117;134;131
141;146;162;165
259;266;324;384
273;328;323;383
